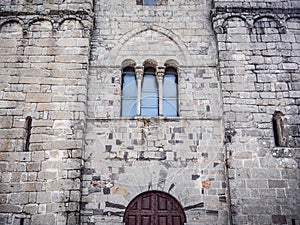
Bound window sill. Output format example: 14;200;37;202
87;116;222;121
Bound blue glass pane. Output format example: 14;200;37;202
144;0;156;6
141;75;158;117
163;99;177;116
122;99;137;117
141;99;158;108
121;74;137;117
163;74;177;116
123;74;137;96
141;107;158;116
163;75;177;97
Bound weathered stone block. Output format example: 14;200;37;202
22;182;43;192
283;63;298;70
68;170;81;178
2;92;26;101
246;179;268;188
0;162;8;171
23;204;38;214
268;179;288;188
9;192;29;204
26;93;52;102
55;55;87;63
37;192;51;203
252;169;281;179
31;214;55;225
27;162;40;172
0;204;22;213
36;103;63;111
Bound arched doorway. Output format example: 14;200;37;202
124;191;186;225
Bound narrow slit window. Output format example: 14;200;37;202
24;116;32;151
272;111;286;147
141;67;158;117
121;67;137;117
163;67;178;116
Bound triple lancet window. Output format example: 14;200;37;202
136;0;167;6
121;60;178;117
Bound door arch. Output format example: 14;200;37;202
124;191;186;225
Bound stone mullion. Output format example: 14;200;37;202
157;67;165;117
135;67;144;116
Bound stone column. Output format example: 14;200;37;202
157;67;165;116
135;67;144;116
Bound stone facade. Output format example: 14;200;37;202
0;1;93;224
0;0;299;225
212;1;300;224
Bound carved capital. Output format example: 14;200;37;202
157;66;165;79
135;66;144;80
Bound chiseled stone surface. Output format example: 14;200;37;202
0;1;92;224
0;0;299;225
212;1;300;224
83;0;227;224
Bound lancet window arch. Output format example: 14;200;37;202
121;59;178;117
141;65;159;117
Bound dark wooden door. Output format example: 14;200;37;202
124;191;186;225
